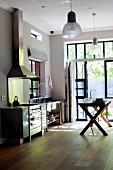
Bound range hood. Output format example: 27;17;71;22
8;9;37;78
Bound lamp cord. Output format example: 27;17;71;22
92;13;96;38
70;0;72;11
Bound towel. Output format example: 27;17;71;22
48;76;53;89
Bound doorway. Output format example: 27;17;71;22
70;60;113;121
67;40;113;122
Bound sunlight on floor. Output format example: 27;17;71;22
48;121;113;133
49;122;88;132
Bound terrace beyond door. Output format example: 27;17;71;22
74;60;113;121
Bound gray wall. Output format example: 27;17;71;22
0;8;12;144
0;8;12;107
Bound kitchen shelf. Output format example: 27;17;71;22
47;101;62;126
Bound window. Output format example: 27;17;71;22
77;44;84;59
86;43;94;59
104;42;113;57
67;40;113;61
29;60;40;98
67;44;76;60
31;29;42;41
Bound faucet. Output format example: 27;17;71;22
37;83;46;101
90;89;96;99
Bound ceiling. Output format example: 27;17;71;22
0;0;113;35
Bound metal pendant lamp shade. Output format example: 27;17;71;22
90;13;101;55
62;1;82;38
90;37;101;55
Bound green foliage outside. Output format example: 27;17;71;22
102;111;111;116
68;41;113;78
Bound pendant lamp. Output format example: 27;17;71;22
90;13;101;55
62;0;82;38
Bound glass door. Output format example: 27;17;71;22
87;60;105;99
75;61;88;120
105;61;113;121
76;79;87;120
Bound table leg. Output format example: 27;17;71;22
94;120;108;136
80;120;93;135
92;109;108;136
100;114;112;127
80;105;108;136
93;105;112;127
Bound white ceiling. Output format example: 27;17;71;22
0;0;113;35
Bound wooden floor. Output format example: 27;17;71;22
0;121;113;170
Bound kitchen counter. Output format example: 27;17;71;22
0;100;63;144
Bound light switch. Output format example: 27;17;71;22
1;95;5;101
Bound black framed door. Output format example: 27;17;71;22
105;60;113;121
75;79;88;120
75;61;88;120
105;60;113;98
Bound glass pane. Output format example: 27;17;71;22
106;62;113;97
33;81;36;88
105;42;113;57
33;89;38;97
77;44;84;59
33;90;36;97
87;61;105;99
86;43;103;58
78;99;84;103
77;82;84;88
77;62;85;79
68;45;75;60
78;105;86;119
32;81;39;88
78;89;84;96
107;99;113;120
94;43;103;58
86;43;93;59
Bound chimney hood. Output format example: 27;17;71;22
8;9;37;78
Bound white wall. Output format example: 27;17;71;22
0;7;51;105
23;21;51;100
50;30;113;101
7;18;51;104
0;8;51;143
50;35;65;100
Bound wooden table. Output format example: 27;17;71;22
79;100;112;136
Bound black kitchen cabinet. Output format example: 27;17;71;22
0;106;29;144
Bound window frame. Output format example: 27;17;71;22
29;59;40;98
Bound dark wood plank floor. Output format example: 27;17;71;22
0;121;113;170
